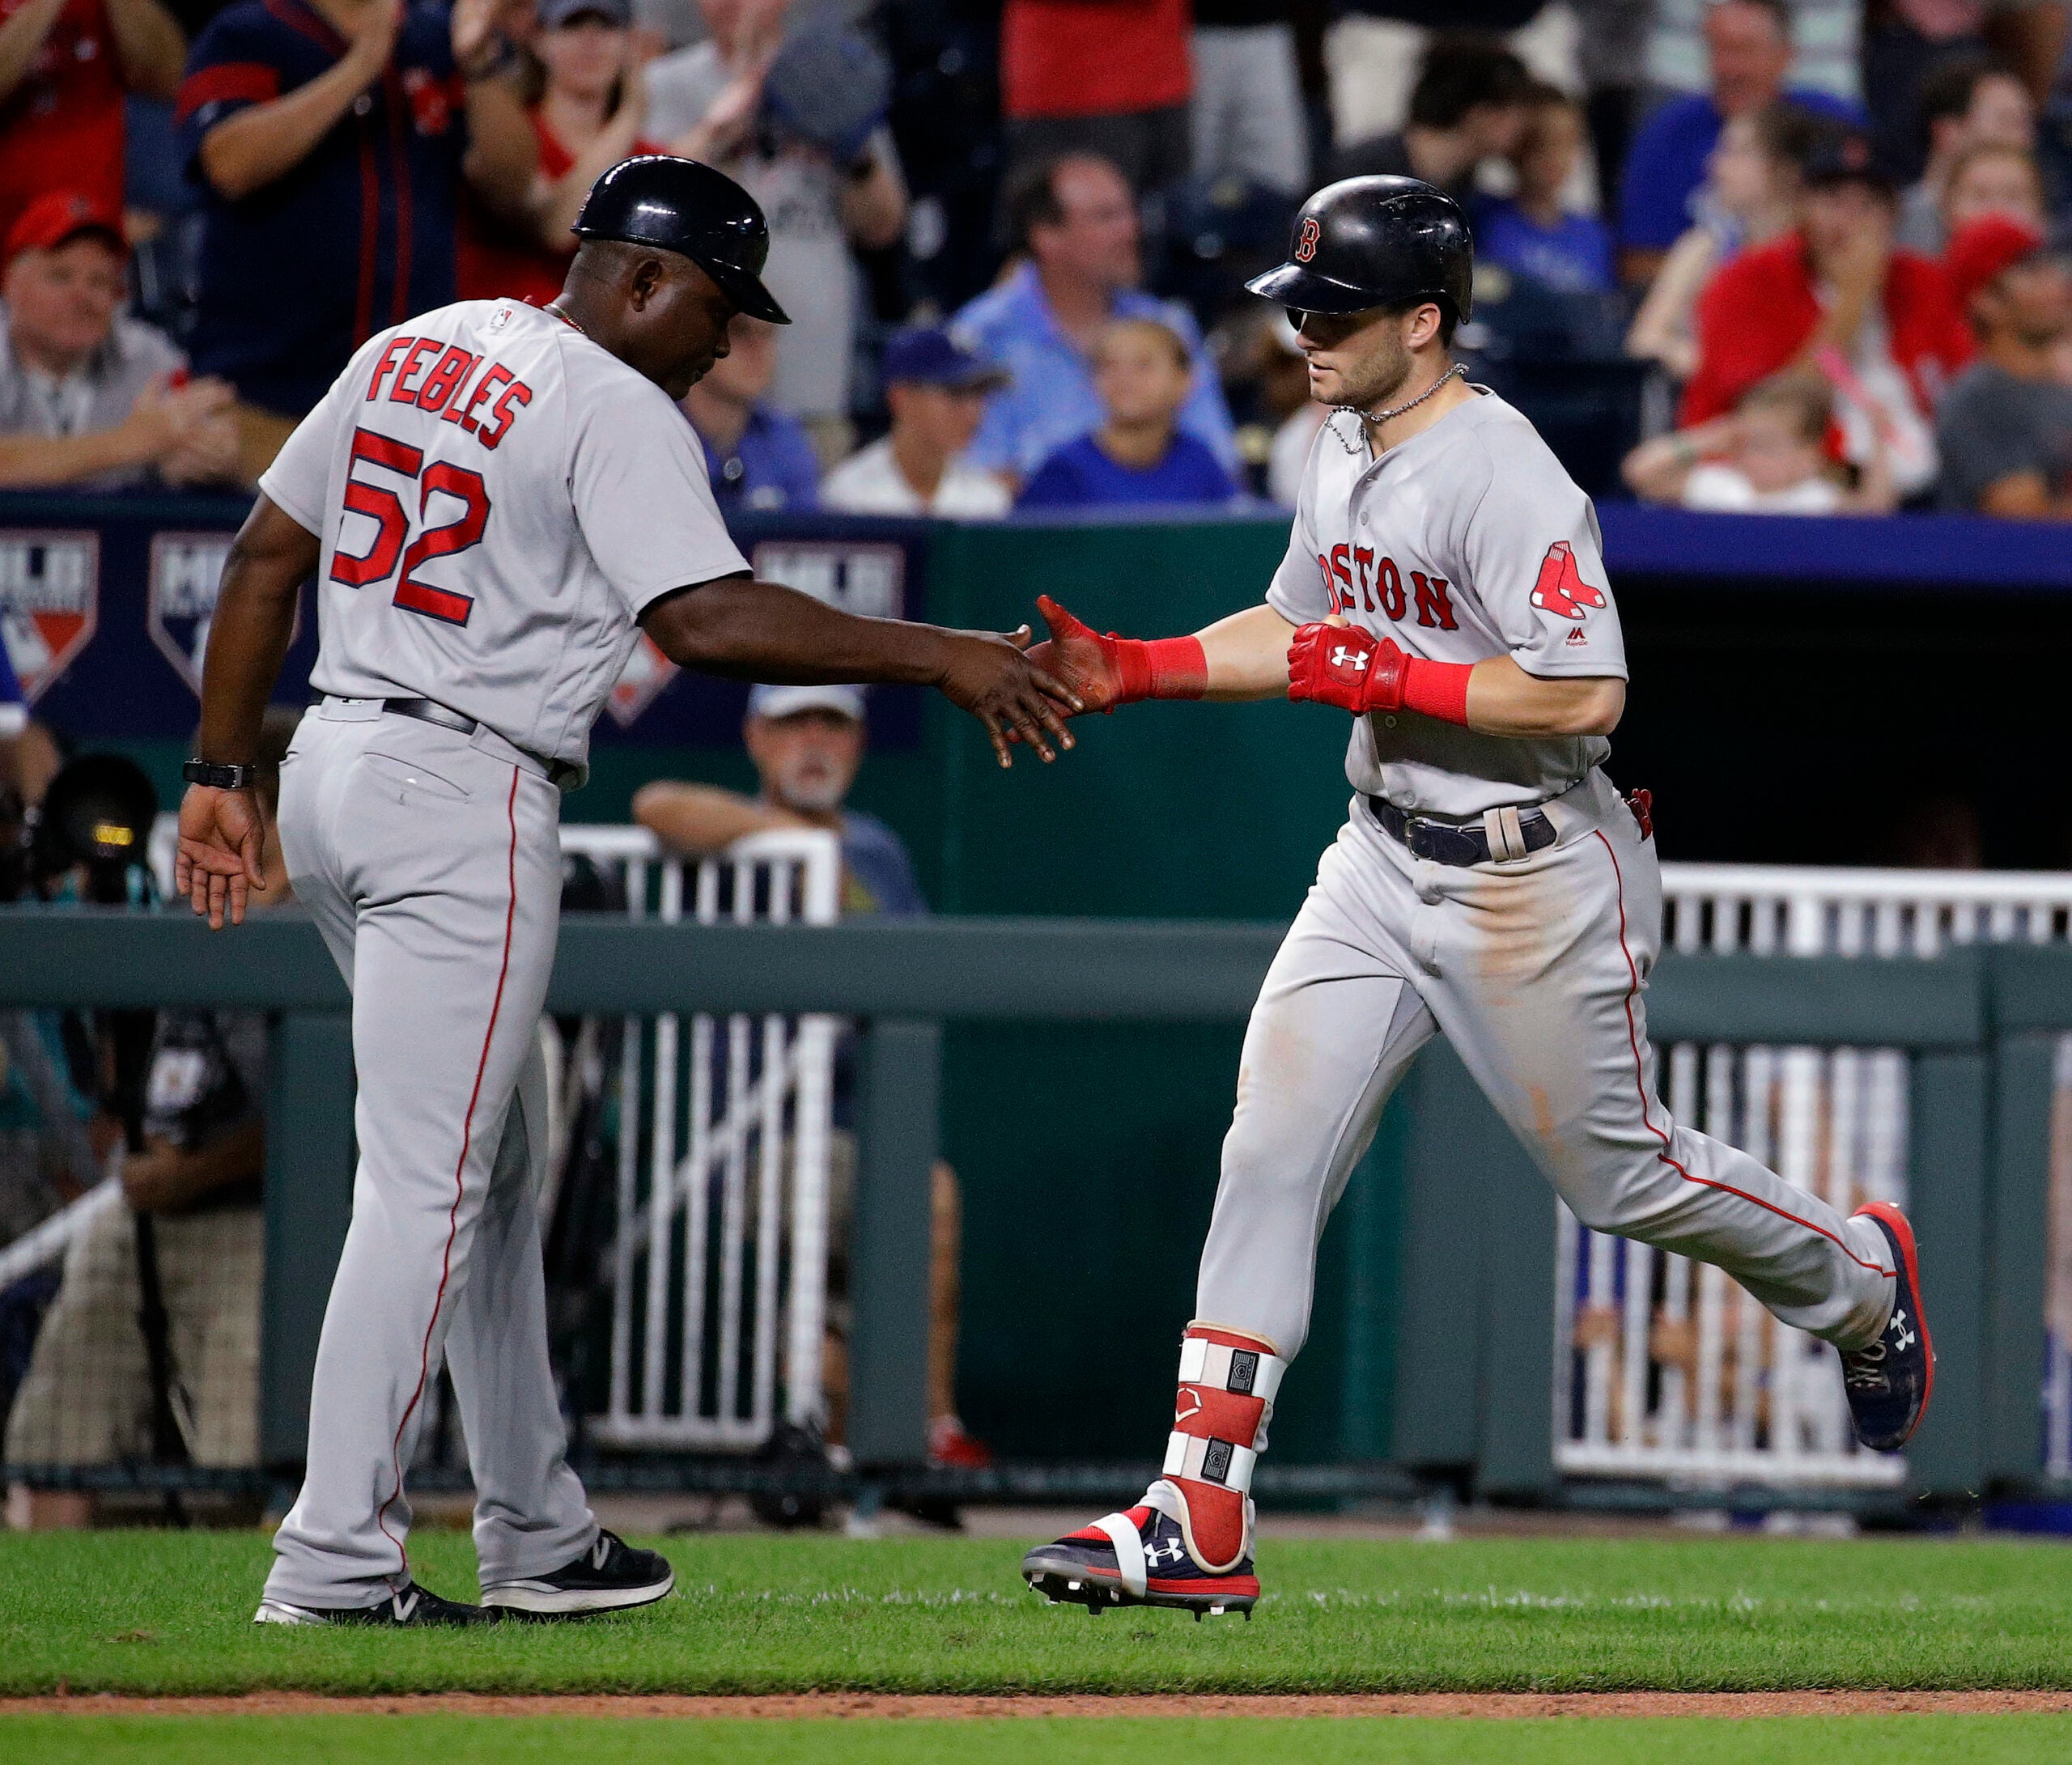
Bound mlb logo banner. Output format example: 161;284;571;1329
605;632;678;729
0;530;99;702
751;542;904;621
603;541;911;731
148;532;302;697
148;532;235;694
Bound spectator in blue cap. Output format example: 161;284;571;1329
822;327;1011;518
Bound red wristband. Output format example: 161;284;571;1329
1399;656;1473;725
1115;634;1208;703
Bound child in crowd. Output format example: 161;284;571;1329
1622;371;1895;514
1627;102;1822;380
1939;142;2047;244
1475;84;1614;296
1017;318;1240;509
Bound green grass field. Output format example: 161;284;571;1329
7;1527;2072;1697
5;1716;2072;1765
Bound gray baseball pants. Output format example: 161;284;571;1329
1197;769;1897;1357
264;699;595;1610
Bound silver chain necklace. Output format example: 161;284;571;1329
1331;363;1467;454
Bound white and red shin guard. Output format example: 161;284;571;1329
1163;1322;1284;1574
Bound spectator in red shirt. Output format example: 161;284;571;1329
1000;0;1191;196
457;0;661;307
1681;126;1972;502
0;0;186;240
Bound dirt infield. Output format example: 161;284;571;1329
10;1691;2072;1720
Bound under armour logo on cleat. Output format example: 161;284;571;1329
1145;1539;1187;1568
1331;647;1369;671
1891;1310;1916;1351
592;1536;612;1569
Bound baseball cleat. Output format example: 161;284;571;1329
254;1584;499;1627
1841;1201;1934;1452
1021;1480;1259;1619
479;1529;675;1618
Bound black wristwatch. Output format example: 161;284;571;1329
183;759;258;790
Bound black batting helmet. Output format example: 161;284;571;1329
573;155;791;325
1246;175;1475;325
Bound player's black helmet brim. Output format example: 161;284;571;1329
1246;174;1475;325
696;261;791;327
573;155;792;325
1244;262;1390;315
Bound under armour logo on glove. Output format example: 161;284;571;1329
1529;541;1607;621
1288;621;1406;715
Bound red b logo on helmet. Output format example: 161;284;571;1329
1294;216;1320;263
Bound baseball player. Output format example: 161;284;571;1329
175;155;1078;1627
1018;176;1934;1620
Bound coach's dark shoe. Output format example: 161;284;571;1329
254;1584;499;1627
479;1529;675;1618
1021;1480;1259;1619
1841;1201;1934;1452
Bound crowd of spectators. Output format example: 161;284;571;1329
8;0;2072;516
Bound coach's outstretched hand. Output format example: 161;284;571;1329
936;624;1082;768
175;784;265;930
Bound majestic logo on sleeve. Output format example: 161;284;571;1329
1294;217;1321;263
1528;541;1607;622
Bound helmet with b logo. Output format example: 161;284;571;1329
1246;175;1475;325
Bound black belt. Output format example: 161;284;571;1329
1365;794;1558;868
382;698;580;789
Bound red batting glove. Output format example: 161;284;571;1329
1287;622;1406;714
1028;594;1207;713
1286;622;1475;725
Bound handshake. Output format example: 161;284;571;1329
1020;596;1467;723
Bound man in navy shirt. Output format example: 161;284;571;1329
175;0;535;482
1018;316;1239;509
1616;0;1859;284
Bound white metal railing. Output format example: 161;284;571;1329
1557;862;2072;1491
562;825;841;1450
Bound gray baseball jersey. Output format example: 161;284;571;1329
260;299;746;776
1267;390;1627;817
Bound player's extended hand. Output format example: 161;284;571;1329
174;784;266;931
936;626;1081;768
1286;616;1407;715
1026;594;1129;713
